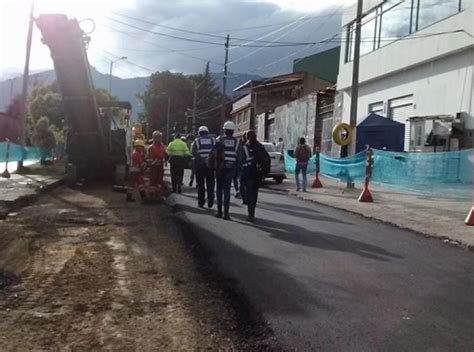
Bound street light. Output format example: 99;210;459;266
109;56;127;94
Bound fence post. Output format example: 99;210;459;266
358;145;373;202
312;147;323;188
1;139;11;179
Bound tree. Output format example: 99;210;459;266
139;64;224;138
189;62;223;133
139;71;194;137
32;116;56;163
29;82;64;129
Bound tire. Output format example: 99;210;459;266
274;176;284;184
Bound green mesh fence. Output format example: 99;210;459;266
0;141;42;162
284;148;473;199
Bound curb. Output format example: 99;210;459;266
0;177;65;219
264;184;473;252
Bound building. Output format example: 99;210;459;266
230;71;332;137
0;112;20;143
337;0;474;151
293;46;341;83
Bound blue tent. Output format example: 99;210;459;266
356;113;405;152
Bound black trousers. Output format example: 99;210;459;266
245;177;260;218
170;156;186;192
196;163;215;205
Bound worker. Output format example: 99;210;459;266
192;126;215;208
147;130;166;198
166;133;191;193
186;134;196;187
212;121;239;220
126;139;147;202
240;130;270;222
236;131;248;204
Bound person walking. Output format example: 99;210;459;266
186;134;196;187
210;121;239;220
236;131;248;204
240;130;270;222
147;130;166;198
126;139;147;202
192;126;215;208
166;134;191;193
275;137;284;154
294;137;312;192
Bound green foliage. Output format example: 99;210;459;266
139;63;223;135
32;116;56;161
95;88;117;104
29;82;64;129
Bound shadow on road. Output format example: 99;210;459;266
231;213;403;261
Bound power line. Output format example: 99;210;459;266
99;24;224;66
109;11;332;45
105;17;225;45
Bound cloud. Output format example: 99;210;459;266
90;0;348;77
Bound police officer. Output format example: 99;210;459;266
240;130;270;222
192;126;215;208
214;121;239;220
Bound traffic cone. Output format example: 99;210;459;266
312;172;322;188
358;180;373;202
465;206;474;226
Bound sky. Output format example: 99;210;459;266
0;0;355;80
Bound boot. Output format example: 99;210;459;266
223;212;231;221
208;199;214;208
215;207;223;218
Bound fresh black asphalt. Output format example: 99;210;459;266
168;181;474;351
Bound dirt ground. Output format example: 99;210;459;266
0;186;276;351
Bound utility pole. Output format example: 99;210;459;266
109;56;127;94
192;86;198;129
348;0;363;152
18;0;35;169
166;95;171;143
345;0;363;187
9;79;14;102
221;34;230;127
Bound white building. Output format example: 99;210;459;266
337;0;474;151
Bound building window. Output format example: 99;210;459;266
388;95;414;123
369;101;385;115
344;0;464;62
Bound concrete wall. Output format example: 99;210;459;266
272;93;318;152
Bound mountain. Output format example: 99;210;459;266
0;68;262;119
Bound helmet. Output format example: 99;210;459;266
223;121;236;131
198;126;209;133
152;130;162;138
134;139;145;148
181;136;187;141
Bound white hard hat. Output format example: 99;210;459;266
223;121;236;131
198;126;209;133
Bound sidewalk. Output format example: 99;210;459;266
0;173;63;218
266;173;473;249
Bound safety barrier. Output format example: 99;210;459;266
0;141;41;162
284;148;474;200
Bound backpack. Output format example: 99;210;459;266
253;143;271;177
296;145;311;163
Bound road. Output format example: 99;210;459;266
0;186;272;351
169;180;474;351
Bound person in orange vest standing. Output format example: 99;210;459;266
127;139;147;202
147;130;166;198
